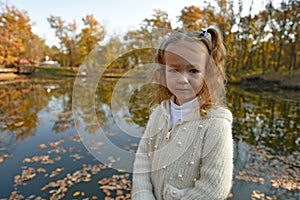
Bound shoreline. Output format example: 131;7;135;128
1;67;300;90
235;70;300;90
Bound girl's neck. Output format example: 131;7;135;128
172;96;199;108
170;96;199;127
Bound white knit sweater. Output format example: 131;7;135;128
132;99;233;200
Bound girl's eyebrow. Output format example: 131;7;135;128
167;64;180;68
167;64;202;69
187;63;201;68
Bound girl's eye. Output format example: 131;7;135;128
168;68;178;73
190;69;200;74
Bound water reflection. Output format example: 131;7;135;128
0;82;42;141
0;78;299;199
227;85;300;199
228;85;300;155
0;80;75;138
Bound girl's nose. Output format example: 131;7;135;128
178;73;189;84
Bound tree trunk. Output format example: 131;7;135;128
262;42;266;74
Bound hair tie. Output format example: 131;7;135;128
198;28;213;53
200;28;209;37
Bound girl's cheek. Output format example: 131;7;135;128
167;72;179;79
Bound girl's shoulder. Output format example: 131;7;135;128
205;106;233;123
149;99;170;115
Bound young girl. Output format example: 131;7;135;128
132;28;233;200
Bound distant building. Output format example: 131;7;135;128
17;58;34;74
18;58;31;67
40;55;60;67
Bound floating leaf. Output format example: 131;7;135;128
73;191;81;197
39;144;47;149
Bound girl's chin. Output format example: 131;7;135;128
175;96;197;105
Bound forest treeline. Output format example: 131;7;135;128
0;0;299;79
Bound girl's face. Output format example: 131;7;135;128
165;41;208;105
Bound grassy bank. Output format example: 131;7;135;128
231;68;300;90
258;70;300;89
32;66;126;79
31;66;79;79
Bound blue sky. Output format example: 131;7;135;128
7;0;276;47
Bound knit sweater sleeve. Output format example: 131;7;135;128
131;109;158;200
181;117;233;200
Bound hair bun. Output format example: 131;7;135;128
207;28;217;49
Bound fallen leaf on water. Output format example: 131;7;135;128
36;167;46;173
14;121;24;127
14;167;37;185
251;190;263;199
23;158;31;163
251;190;276;199
70;153;83;160
104;131;119;136
49;139;64;147
49;167;64;178
100;185;116;190
8;191;23;200
48;146;67;154
271;178;300;190
235;172;265;185
73;191;81;197
22;155;60;165
68;134;81;143
69;147;75;152
98;173;132;197
39;144;47;149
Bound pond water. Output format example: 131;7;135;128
0;77;299;199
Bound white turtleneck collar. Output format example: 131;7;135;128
169;96;199;127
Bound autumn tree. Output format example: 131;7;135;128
23;33;50;63
287;0;300;72
77;15;106;66
252;9;270;74
124;9;171;49
177;2;236;76
143;9;172;31
47;16;78;66
0;3;33;65
178;5;204;31
48;15;106;67
121;9;172;69
143;9;172;46
270;1;290;72
269;0;299;73
99;36;127;69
